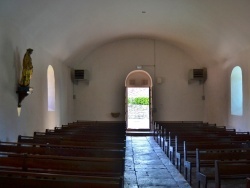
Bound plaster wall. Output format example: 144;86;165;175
203;64;228;127
202;47;250;132
226;48;250;132
0;20;74;142
74;39;205;122
1;22;250;138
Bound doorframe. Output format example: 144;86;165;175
125;70;153;130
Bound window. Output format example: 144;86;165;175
231;66;243;116
47;65;55;111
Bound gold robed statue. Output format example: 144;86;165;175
19;48;33;87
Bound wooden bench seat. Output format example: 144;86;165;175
58;126;126;133
196;148;250;188
11;120;126;188
162;126;233;157
76;120;126;124
0;141;125;158
160;123;223;140
175;134;249;170
18;135;126;149
159;122;211;143
36;130;126;140
63;121;126;129
18;135;125;147
183;141;250;184
0;153;124;177
153;121;205;144
33;132;126;142
57;122;126;136
169;135;232;166
214;160;250;188
247;177;250;188
48;128;126;135
171;133;250;167
0;170;123;188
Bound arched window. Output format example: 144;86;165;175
231;66;243;116
47;65;55;111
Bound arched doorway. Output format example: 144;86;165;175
125;70;153;130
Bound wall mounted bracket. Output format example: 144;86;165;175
16;86;33;116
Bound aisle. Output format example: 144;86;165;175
124;136;191;188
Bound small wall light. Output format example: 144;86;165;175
136;65;143;69
157;77;162;84
111;112;120;118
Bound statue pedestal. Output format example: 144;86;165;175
16;86;33;107
16;86;33;117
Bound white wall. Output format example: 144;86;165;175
200;46;250;132
226;48;250;132
0;20;74;142
74;38;205;122
203;64;229;127
2;22;249;138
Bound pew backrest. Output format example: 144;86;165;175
215;160;250;188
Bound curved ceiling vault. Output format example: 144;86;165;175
1;0;250;67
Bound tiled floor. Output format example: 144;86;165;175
124;136;191;188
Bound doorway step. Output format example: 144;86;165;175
126;129;154;136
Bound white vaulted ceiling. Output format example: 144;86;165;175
1;0;250;66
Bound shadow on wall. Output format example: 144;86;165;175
0;37;21;99
14;47;22;86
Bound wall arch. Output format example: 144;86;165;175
125;70;153;130
125;70;153;87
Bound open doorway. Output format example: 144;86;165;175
127;87;150;129
125;70;153;130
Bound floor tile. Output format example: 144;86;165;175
124;136;191;188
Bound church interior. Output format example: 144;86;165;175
1;1;250;187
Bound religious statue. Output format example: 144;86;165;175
19;48;33;87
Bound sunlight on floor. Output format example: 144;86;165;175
127;119;149;129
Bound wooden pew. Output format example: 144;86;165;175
0;170;123;188
37;129;126;136
154;121;250;187
153;121;204;144
163;124;229;156
49;127;125;135
170;134;229;166
63;121;126;130
0;141;125;158
0;153;124;177
153;121;183;144
33;132;126;142
171;133;250;167
77;120;126;125
57;126;126;135
15;120;126;187
18;135;125;147
196;148;250;188
18;136;125;149
214;160;250;188
154;121;205;147
183;141;250;184
55;121;126;137
247;177;250;188
174;131;248;169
